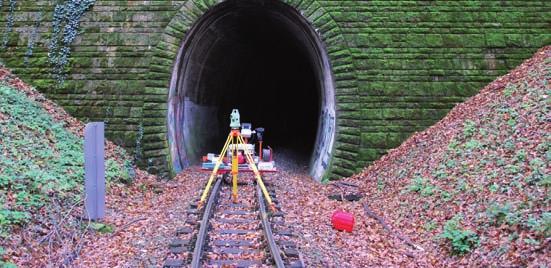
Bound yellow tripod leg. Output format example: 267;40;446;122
199;132;232;208
232;135;239;203
237;135;275;211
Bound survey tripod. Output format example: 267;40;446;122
198;109;276;211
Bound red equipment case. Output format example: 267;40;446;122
331;211;355;232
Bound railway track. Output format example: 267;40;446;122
164;175;304;267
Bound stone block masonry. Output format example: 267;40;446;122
0;0;549;180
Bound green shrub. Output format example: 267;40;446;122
525;157;549;186
424;220;437;232
438;215;479;255
525;213;551;237
106;159;131;184
440;190;453;201
407;177;438;197
486;202;521;226
455;179;469;192
463;120;477;137
89;222;114;234
503;84;516;97
377;177;385;192
488;183;499;193
515;149;527;162
0;209;29;237
0;85;131;235
0;261;17;268
446;159;456;168
433;167;448;180
464;139;482;150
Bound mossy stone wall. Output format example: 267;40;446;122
0;0;549;179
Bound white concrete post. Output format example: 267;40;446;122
84;122;105;220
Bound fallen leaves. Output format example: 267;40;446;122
340;46;551;266
0;67;165;266
266;166;419;267
72;168;206;267
262;46;550;267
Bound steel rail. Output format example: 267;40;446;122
256;183;285;268
191;177;222;268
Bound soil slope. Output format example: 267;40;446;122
350;46;550;265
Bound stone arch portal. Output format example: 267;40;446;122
145;0;359;181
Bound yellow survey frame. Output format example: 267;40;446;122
231;135;238;202
198;130;274;210
198;132;232;207
237;135;274;209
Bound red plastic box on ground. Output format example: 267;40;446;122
331;211;354;232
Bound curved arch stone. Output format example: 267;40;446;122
143;0;360;179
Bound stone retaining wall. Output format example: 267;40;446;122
0;0;549;179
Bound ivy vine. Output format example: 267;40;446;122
1;0;17;49
135;123;144;162
48;0;95;83
24;12;42;66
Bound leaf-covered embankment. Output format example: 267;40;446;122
0;67;134;266
350;46;550;265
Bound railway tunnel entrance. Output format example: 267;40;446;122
167;0;336;180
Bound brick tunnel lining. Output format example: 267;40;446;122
168;0;336;180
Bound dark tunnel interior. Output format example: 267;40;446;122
202;9;320;156
169;0;334;177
